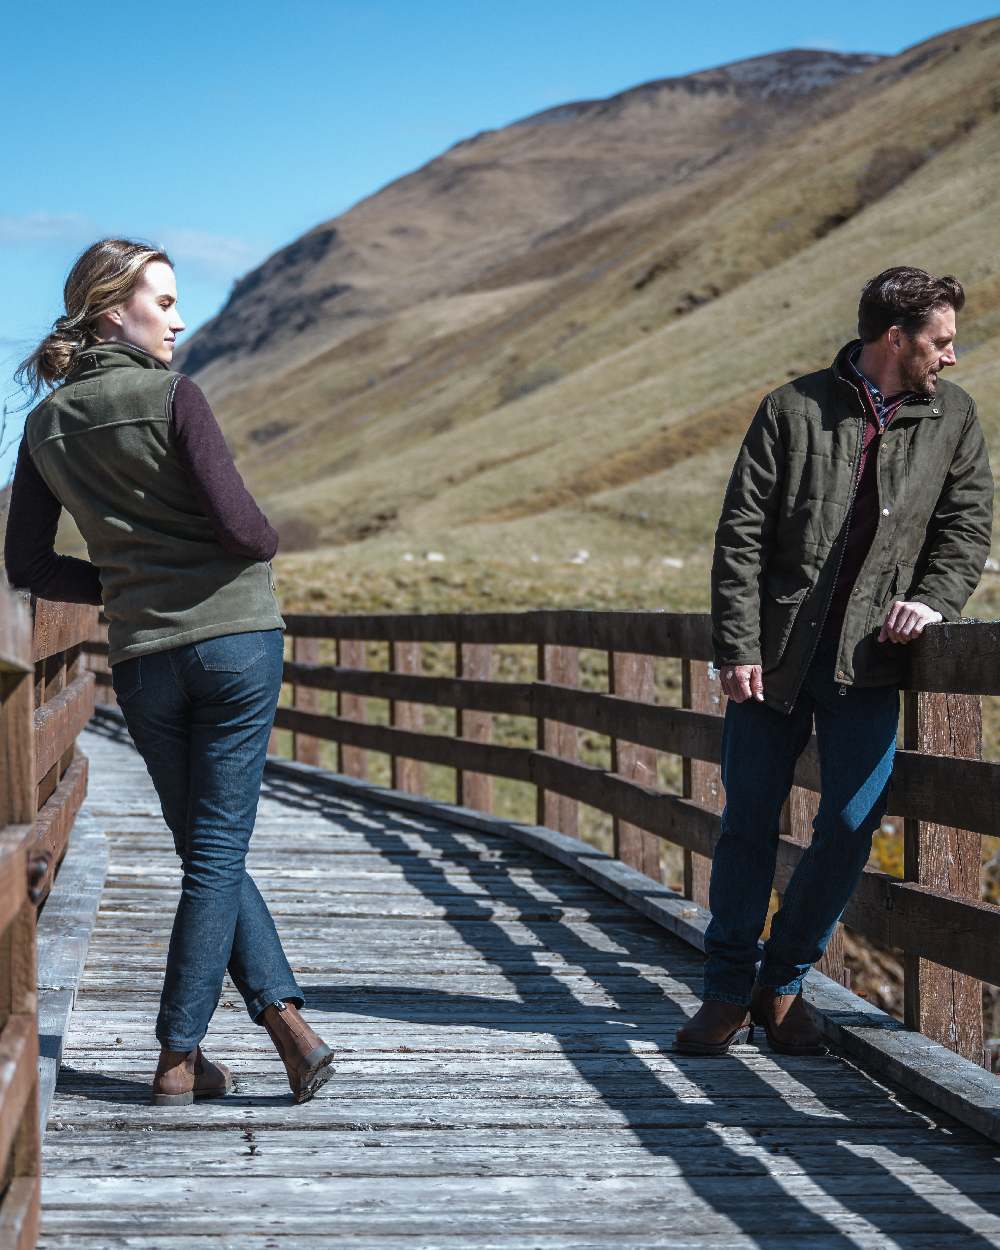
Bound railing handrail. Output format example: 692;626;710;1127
84;608;998;1070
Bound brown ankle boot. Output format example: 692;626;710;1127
673;1000;754;1055
151;1044;233;1106
259;1000;335;1103
750;983;826;1055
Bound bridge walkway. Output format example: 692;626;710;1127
35;713;1000;1248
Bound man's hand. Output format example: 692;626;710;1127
878;600;943;644
719;664;764;703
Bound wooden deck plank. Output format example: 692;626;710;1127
36;715;1000;1249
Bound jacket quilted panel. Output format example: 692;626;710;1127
711;340;993;713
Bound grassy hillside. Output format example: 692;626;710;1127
239;18;1000;632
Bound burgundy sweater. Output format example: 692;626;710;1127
819;353;913;643
4;375;278;605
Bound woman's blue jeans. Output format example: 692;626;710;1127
110;628;305;1050
703;634;899;1005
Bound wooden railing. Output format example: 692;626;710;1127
0;587;97;1249
85;609;1000;1067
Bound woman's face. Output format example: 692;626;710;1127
99;260;186;363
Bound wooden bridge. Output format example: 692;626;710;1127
3;591;1000;1247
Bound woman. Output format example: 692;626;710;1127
4;238;335;1105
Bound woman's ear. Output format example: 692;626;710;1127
95;306;124;336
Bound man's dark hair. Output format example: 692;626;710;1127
857;266;965;342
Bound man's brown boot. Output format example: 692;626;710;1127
672;1000;754;1055
151;1045;233;1106
259;999;335;1103
750;983;826;1055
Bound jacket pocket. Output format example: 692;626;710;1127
894;560;916;602
761;584;810;673
875;560;914;614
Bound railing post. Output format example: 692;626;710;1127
681;659;722;906
903;688;984;1063
391;641;424;794
536;645;579;835
292;636;321;766
456;643;492;811
609;651;659;878
338;638;368;778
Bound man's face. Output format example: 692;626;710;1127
897;305;957;396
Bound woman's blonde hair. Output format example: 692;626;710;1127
16;238;173;397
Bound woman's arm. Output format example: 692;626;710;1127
3;435;104;604
170;375;279;562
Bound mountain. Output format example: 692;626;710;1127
173;49;880;395
51;21;1000;627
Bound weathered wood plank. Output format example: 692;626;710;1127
33;671;94;782
337;638;367;778
30;755;89;906
33;1172;1000;1238
30;602;98;666
389;641;423;794
34;809;108;1132
610;651;659;877
39;1125;997;1177
456;643;492;812
681;659;720;908
536;645;579;835
291;635;322;766
903;689;984;1065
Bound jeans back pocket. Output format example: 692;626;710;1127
193;631;267;673
111;655;142;702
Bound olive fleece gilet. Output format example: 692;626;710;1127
25;340;285;665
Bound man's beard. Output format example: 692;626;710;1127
899;353;937;397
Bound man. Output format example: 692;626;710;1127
674;267;994;1057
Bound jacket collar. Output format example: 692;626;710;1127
66;339;172;378
831;338;937;417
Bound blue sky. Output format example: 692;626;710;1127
3;0;998;478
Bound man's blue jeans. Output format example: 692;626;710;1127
111;628;305;1050
702;633;899;1004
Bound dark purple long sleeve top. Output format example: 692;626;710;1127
4;375;278;604
818;350;914;643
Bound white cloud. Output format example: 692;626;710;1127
154;228;265;276
0;212;264;278
0;211;98;245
